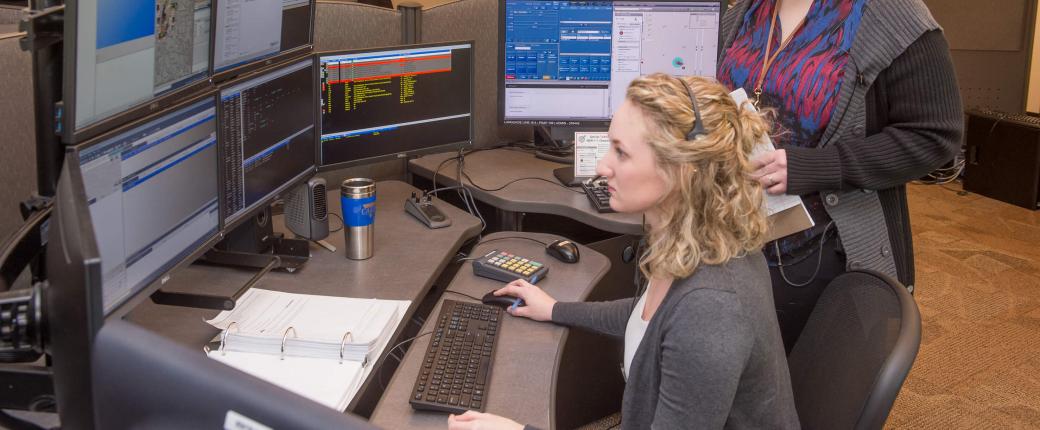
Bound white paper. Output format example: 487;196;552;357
573;132;611;178
730;88;812;218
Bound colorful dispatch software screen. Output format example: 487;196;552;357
501;0;722;125
77;96;220;315
318;42;473;169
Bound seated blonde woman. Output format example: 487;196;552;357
448;74;799;430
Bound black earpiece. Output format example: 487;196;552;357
677;78;708;141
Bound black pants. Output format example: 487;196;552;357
765;233;847;353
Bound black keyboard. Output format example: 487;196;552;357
409;300;501;414
581;182;615;213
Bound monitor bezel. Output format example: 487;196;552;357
69;90;226;320
314;40;476;172
496;0;726;127
208;0;317;84
62;0;216;144
215;55;319;232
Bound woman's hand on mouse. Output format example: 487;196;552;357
495;280;556;322
448;411;523;430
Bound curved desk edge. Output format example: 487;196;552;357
408;150;644;235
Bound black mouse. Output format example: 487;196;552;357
481;291;524;309
545;239;580;264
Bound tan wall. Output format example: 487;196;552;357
1029;9;1040;112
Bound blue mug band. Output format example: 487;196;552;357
341;195;376;227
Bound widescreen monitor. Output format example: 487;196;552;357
317;41;474;169
75;93;221;318
65;0;213;142
211;0;315;80
218;57;316;227
499;0;724;126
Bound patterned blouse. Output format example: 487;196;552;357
718;0;867;259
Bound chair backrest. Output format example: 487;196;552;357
787;270;921;430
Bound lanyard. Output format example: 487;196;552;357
753;0;811;108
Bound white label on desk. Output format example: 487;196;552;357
574;132;610;178
224;410;273;430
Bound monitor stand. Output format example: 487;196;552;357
202;207;310;271
151;207;309;311
531;125;605;186
533;125;575;164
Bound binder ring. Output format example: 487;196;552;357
281;326;297;360
220;322;240;356
339;332;354;364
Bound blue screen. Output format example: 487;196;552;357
96;0;155;50
504;0;613;81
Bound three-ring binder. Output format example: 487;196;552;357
339;332;353;364
281;326;297;360
220;322;239;356
208;323;364;366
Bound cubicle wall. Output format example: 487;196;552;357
923;0;1036;112
422;0;530;148
0;5;22;25
315;1;402;51
314;1;411;185
0;33;37;245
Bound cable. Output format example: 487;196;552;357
774;221;835;287
378;331;433;391
456;236;551;262
443;290;482;302
328;213;344;233
478;235;550;247
461;171;585;194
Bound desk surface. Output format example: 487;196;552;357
370;232;611;429
409;149;643;235
127;180;482;412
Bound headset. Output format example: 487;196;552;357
677;77;709;140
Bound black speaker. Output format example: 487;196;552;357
964;110;1040;210
284;177;330;240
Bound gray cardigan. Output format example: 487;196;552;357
549;253;799;429
720;0;963;287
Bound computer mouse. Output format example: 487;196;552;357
545;239;580;264
481;291;524;309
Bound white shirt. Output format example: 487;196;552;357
623;290;651;381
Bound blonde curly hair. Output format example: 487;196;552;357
627;73;770;280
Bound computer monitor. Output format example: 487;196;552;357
317;42;474;170
64;0;214;142
498;0;724;127
93;320;379;430
45;151;105;427
218;57;317;228
211;0;315;80
74;92;222;319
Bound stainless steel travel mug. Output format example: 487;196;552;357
340;178;376;260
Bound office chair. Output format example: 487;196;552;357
787;270;921;430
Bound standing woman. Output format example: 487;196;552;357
717;0;962;349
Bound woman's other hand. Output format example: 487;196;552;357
494;279;557;321
448;411;524;430
751;149;788;195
